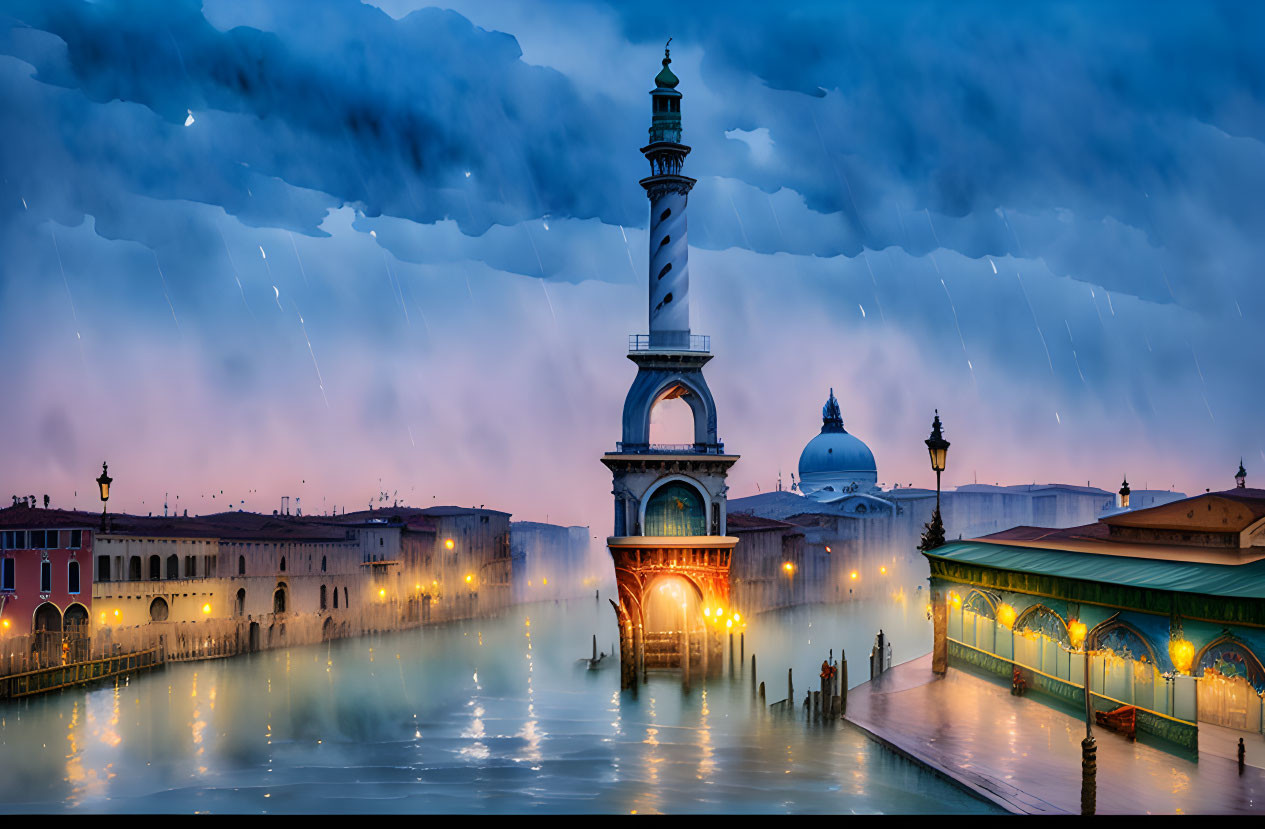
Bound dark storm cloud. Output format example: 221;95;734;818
0;0;640;246
0;0;1262;519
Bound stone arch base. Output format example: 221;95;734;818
608;536;736;690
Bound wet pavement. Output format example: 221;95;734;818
845;654;1265;814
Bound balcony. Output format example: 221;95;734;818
628;333;710;353
614;442;727;455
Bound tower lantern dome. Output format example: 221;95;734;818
649;41;683;145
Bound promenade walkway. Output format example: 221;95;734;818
845;654;1265;814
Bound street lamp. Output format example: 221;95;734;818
919;412;950;551
1076;622;1096;815
96;462;113;531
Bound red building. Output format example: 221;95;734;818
0;505;95;637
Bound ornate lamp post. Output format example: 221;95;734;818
96;462;113;532
919;412;950;551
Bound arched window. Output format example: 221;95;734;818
1013;605;1070;647
320;584;328;611
644;481;706;536
166;554;179;580
33;602;61;632
343;586;349;609
279;556;286;572
67;560;80;594
148;555;161;581
321;555;327;573
273;586;286;614
129;556;142;580
333;585;339;609
235;588;246;617
238;555;245;575
1196;637;1265;690
149;597;169;622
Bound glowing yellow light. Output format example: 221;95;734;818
783;562;794;573
850;571;859;580
1169;638;1195;674
949;591;961;608
465;574;473;584
825;546;832;553
703;607;711;617
202;603;212;615
444;539;455;550
378;588;386;598
997;603;1016;630
542;577;547;586
716;607;724;617
1;619;8;630
733;613;741;623
113;609;120;618
880;566;887;575
726;619;733;628
1068;619;1087;649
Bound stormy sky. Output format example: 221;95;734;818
0;0;1262;526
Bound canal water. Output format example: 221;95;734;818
0;588;999;813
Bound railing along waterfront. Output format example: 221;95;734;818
0;647;160;700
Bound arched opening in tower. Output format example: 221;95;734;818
641;574;705;671
648;388;695;447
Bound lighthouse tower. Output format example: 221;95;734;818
602;45;740;690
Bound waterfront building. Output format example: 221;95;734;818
726;512;807;612
318;506;513;620
0;506;95;660
510;521;596;602
603;47;740;688
925;486;1265;750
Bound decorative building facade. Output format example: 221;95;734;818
603;47;740;689
925;487;1265;750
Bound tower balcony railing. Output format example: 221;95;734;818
628;333;710;353
614;441;727;455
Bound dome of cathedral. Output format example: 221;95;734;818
796;390;878;499
799;431;877;477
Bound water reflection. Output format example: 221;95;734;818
0;594;998;813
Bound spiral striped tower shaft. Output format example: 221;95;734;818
640;44;696;349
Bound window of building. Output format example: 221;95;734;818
344;586;349;609
321;555;327;573
166;554;179;580
40;559;51;593
185;556;197;578
69;530;82;549
280;556;286;572
320;584;328;610
149;555;161;581
333;585;339;609
238;555;246;575
97;555;111;582
68;560;80;594
1;559;13;591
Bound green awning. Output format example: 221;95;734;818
925;541;1265;600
